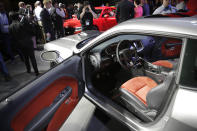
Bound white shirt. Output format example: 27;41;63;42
153;5;177;15
176;1;187;11
34;6;42;20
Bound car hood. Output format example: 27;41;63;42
44;30;100;60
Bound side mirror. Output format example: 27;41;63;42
41;51;59;62
103;14;109;18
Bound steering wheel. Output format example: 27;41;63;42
116;40;138;70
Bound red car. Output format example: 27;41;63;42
64;6;117;34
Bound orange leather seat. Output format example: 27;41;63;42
152;60;173;69
119;72;174;121
121;77;158;105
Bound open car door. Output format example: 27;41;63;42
0;55;85;131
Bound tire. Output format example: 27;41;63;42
92;25;99;30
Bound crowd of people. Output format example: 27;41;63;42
0;0;73;82
0;0;195;82
116;0;190;23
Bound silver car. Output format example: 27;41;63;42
42;30;101;67
1;17;197;131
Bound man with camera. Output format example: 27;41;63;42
79;1;97;31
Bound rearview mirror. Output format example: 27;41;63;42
41;51;59;62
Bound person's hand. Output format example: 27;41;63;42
82;6;87;12
88;5;91;10
163;0;169;7
46;33;51;41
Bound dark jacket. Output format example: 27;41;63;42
18;8;26;16
49;7;63;30
9;20;34;49
116;0;134;23
40;8;53;33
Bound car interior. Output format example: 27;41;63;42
83;34;182;122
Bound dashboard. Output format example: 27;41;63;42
89;40;144;70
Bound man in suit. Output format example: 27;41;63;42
18;1;26;18
50;2;65;38
9;12;39;76
40;0;55;42
116;0;135;23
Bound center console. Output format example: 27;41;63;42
143;60;167;83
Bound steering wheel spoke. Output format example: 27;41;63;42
116;40;138;70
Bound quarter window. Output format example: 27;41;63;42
179;39;197;87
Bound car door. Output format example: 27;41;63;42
105;8;117;29
95;8;111;31
0;55;85;131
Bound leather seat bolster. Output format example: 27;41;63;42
119;88;148;110
119;88;154;122
146;71;174;110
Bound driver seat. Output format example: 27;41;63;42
117;72;174;122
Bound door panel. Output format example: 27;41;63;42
0;55;84;131
161;39;182;58
11;77;78;131
105;17;117;29
101;8;117;31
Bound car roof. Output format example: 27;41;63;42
76;17;197;53
109;17;197;38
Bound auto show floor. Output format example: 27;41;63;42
60;97;130;131
0;50;49;101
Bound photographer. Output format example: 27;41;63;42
79;1;97;31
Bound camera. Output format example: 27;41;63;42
83;1;90;6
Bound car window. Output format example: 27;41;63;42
102;9;115;17
91;34;182;62
95;9;102;17
179;39;197;87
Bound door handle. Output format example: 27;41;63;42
24;86;72;131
